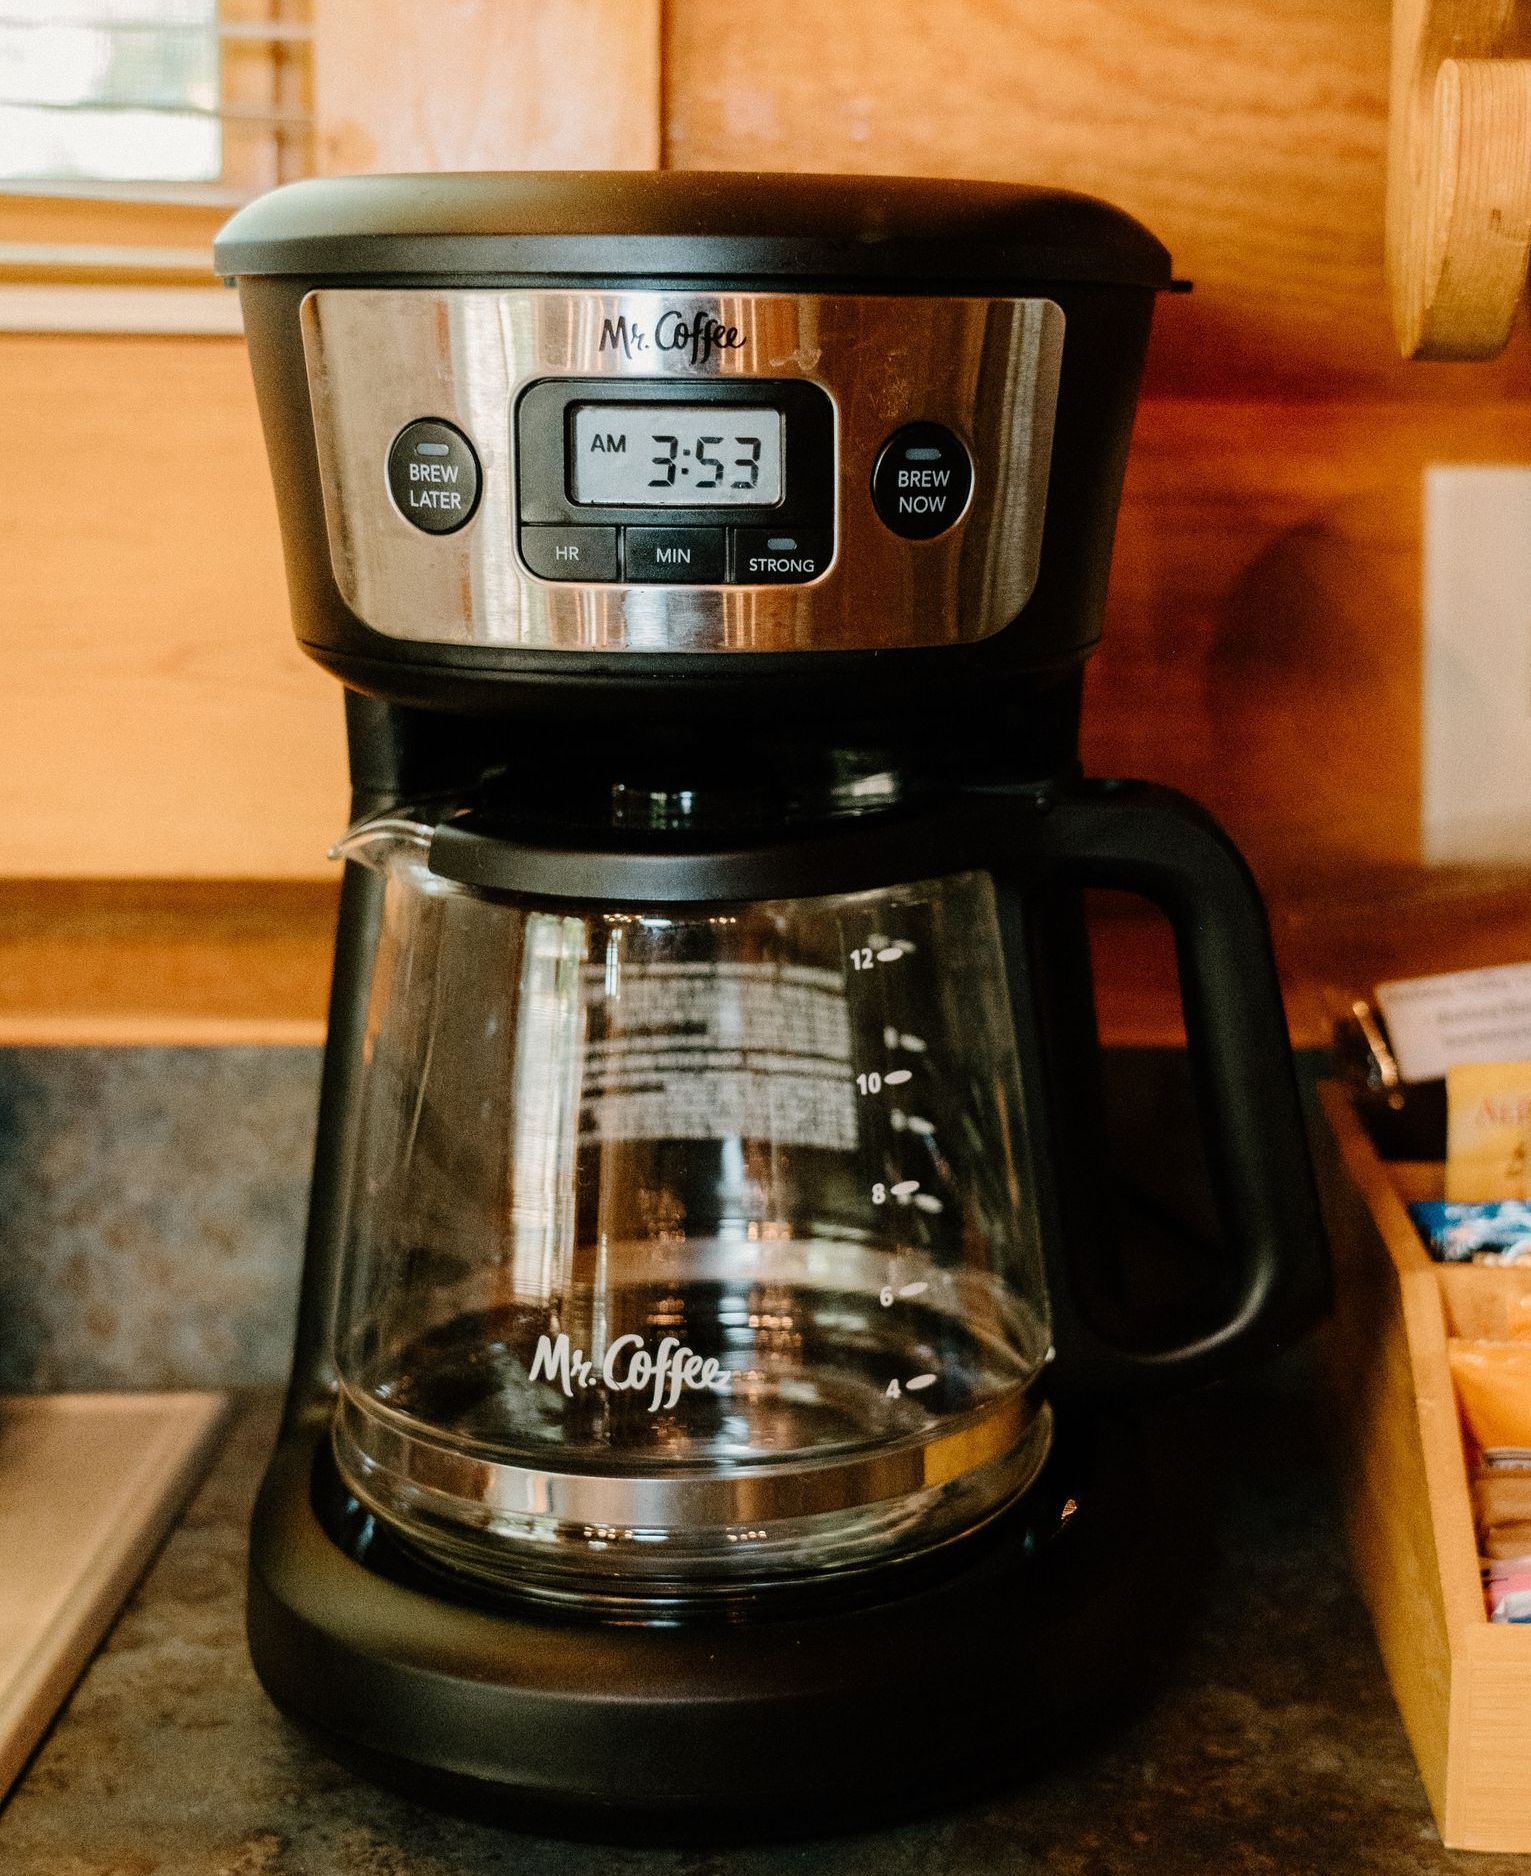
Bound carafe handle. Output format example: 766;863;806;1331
1000;778;1331;1392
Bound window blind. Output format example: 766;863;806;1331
0;1;313;297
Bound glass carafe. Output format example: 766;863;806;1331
329;818;1053;1606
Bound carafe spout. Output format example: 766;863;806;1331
328;814;434;872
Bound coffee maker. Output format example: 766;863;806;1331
217;172;1328;1829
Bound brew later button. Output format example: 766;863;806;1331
387;419;481;535
871;423;973;540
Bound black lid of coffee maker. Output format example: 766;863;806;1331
214;170;1174;290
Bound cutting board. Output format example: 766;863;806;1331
0;1392;229;1800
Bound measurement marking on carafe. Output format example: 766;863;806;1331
848;945;908;975
879;1278;932;1309
884;1068;913;1085
882;1026;927;1052
850;939;912;971
901;1113;933;1135
885;1371;939;1399
874;1178;938;1208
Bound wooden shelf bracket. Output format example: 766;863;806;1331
1389;0;1531;358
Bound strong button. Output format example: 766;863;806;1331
387;419;481;535
871;422;973;541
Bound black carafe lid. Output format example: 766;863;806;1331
214;170;1174;290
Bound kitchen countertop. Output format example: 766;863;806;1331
0;1375;1517;1876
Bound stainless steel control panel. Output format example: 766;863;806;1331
300;289;1064;654
513;374;836;588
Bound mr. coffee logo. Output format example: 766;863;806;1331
598;309;746;367
530;1331;727;1412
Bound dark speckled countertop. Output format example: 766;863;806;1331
1;1368;1521;1876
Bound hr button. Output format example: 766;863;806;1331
520;525;618;581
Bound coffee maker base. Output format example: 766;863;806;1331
246;1409;1183;1839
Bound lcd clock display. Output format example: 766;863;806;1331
570;404;783;507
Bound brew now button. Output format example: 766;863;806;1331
386;419;481;535
871;423;973;540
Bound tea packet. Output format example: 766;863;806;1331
1449;1339;1531;1620
1446;1061;1531;1202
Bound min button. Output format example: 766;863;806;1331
626;527;726;584
386;419;481;534
871;423;973;540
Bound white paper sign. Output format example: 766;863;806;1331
1376;963;1531;1084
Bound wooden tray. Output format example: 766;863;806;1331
1317;1082;1531;1852
0;1392;228;1802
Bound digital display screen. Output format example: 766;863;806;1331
570;404;783;507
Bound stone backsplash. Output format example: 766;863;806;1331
0;1049;319;1390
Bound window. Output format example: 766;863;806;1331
0;0;311;203
0;1;311;328
1;2;221;186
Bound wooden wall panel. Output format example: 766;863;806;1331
314;0;661;173
0;336;343;881
1085;398;1531;1041
662;0;1531;401
1086;398;1531;896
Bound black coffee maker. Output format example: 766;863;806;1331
217;172;1328;1830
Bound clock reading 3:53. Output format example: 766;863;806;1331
569;404;784;506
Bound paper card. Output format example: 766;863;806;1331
1376;962;1531;1084
1447;1060;1531;1202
